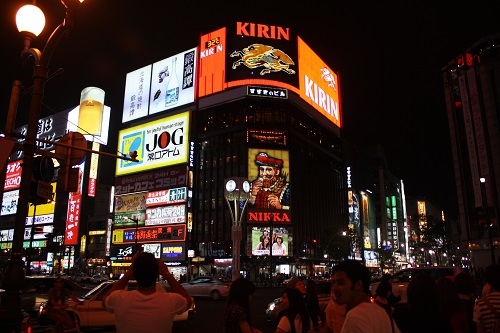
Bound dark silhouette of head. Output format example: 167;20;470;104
226;277;256;323
484;264;500;291
375;280;392;298
133;252;159;288
335;260;371;295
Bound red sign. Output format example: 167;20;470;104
88;178;96;197
4;161;22;191
65;193;81;245
247;210;291;223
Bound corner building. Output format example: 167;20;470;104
113;22;348;280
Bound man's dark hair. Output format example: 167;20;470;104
484;263;500;291
133;252;159;287
335;260;371;295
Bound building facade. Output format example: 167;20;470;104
442;33;500;268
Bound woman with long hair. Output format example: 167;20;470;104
223;277;263;333
276;287;313;333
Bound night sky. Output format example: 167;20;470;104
2;1;500;220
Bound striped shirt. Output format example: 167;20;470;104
473;291;500;333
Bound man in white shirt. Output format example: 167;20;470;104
332;260;400;333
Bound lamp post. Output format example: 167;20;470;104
0;2;83;331
125;216;140;252
479;177;496;265
224;177;251;281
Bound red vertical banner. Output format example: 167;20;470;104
65;193;81;245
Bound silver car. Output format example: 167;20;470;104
181;276;231;300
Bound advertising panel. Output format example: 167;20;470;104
297;37;341;128
143;243;162;258
122;48;197;123
364;250;380;268
161;242;185;261
24;225;53;240
246;148;291;223
227;22;298;88
198;27;227;97
146;187;187;207
247;226;290;257
116;111;190;176
149;48;197;115
114;166;187;195
146;204;186;226
64;163;84;246
122;65;152;123
112;224;186;244
109;244;134;261
0;229;14;242
4;161;22;191
1;190;19;216
114;193;147;227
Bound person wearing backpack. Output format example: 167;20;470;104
473;264;500;333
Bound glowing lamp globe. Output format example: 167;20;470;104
16;5;45;36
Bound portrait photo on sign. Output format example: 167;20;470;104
249;226;290;257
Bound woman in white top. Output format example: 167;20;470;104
272;236;286;256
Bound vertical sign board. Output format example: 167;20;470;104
198;27;227;97
65;163;84;246
116;111;190;176
122;65;152;123
149;48;197;115
297;37;341;128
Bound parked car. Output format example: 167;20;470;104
265;279;332;323
180;276;231;300
72;272;91;283
90;274;108;284
18;276;91;314
38;280;196;329
369;266;459;303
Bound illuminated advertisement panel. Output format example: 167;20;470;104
149;48;197;115
146;187;187;207
227;22;298;88
246;148;291;223
112;224;186;244
247;226;290;257
143;243;162;258
161;242;185;262
122;48;197;123
4;161;22;191
114;166;187;195
364;250;380;268
109;244;134;261
122;65;152;123
297;37;341;128
198;27;226;97
116;111;190;176
64;163;84;246
1;190;19;216
146;204;186;226
24;225;53;240
114;192;146;227
67;105;111;145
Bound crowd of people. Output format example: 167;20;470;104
46;252;500;333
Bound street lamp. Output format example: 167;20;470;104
224;177;251;281
0;2;84;331
479;177;496;265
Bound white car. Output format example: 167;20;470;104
181;276;231;300
38;280;196;329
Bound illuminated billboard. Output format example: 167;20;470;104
248;226;290;257
4;161;22;191
114;166;187;195
122;48;198;123
297;37;341;128
246;148;291;223
116;111;190;176
198;22;342;129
